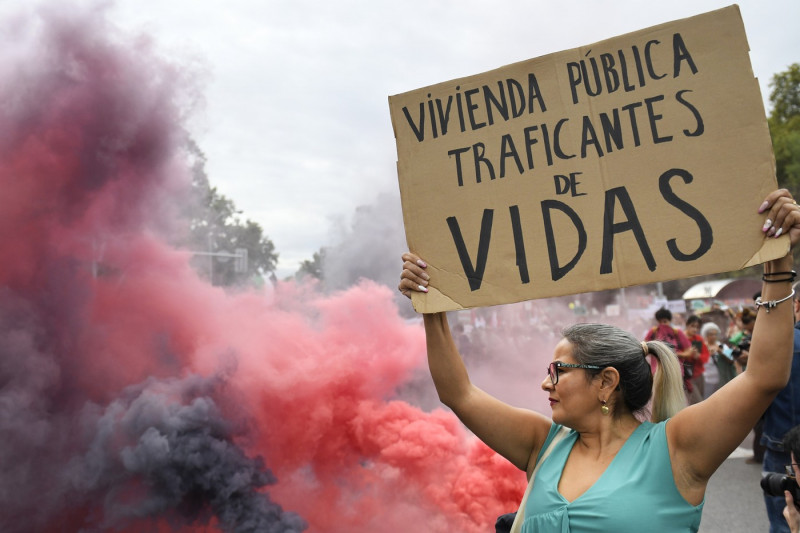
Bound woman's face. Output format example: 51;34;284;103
541;339;598;426
704;329;719;344
686;322;699;337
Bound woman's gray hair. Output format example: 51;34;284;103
700;322;720;337
562;323;686;422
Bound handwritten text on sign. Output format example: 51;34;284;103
389;6;782;312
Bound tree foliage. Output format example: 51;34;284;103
768;63;800;195
183;139;278;286
296;248;326;282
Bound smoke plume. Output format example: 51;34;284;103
322;192;406;294
0;3;531;532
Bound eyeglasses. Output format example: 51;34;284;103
785;464;800;476
547;361;603;385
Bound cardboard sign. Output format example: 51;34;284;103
389;5;787;313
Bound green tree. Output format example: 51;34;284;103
768;63;800;195
296;248;326;282
184;140;278;286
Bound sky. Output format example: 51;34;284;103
3;0;798;279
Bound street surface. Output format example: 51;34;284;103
700;433;770;532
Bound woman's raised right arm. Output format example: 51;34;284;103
400;253;552;476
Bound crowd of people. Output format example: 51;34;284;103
642;306;757;404
448;297;759;406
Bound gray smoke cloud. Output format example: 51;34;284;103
321;190;413;314
0;290;72;532
322;191;406;287
66;374;307;533
0;287;306;533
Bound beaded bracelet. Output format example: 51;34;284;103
754;289;795;313
762;270;797;283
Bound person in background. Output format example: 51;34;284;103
716;315;740;388
701;322;722;398
764;282;800;532
451;322;473;361
685;315;710;403
781;425;800;533
645;308;699;403
730;307;756;372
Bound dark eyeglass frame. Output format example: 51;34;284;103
785;464;800;476
547;361;603;385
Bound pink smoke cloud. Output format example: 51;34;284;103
0;3;529;533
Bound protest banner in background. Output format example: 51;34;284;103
389;5;786;313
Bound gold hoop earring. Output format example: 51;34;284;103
600;400;610;416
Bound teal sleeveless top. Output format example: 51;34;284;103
522;421;703;532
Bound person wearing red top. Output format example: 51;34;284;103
685;315;711;403
644;308;698;403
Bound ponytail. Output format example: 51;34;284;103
645;340;686;422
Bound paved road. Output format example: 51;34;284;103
700;434;771;533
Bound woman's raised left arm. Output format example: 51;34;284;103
668;189;800;501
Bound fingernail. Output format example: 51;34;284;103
417;260;427;268
775;227;783;238
418;285;428;292
763;219;773;232
759;201;769;213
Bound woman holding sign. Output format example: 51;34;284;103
398;189;800;532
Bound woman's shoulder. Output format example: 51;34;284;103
637;419;673;451
535;424;573;459
541;422;574;443
641;419;665;435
